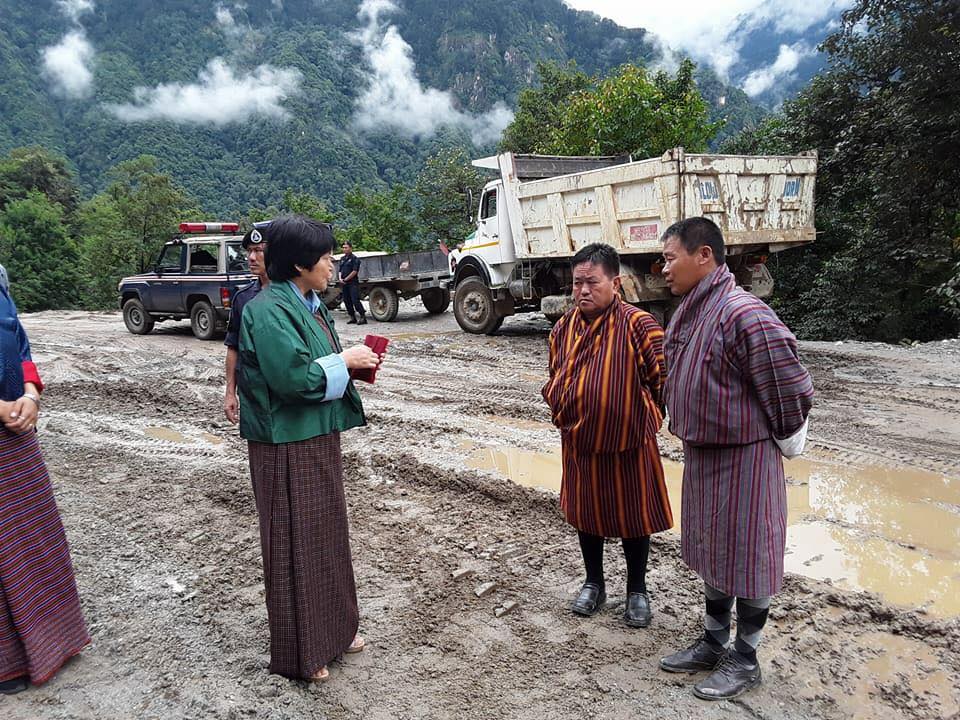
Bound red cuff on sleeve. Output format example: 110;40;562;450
21;361;44;392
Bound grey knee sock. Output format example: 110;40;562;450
703;583;734;649
733;596;771;662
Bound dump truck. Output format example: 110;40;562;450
447;148;817;333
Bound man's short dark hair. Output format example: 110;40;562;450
265;215;335;282
661;217;725;266
571;243;620;278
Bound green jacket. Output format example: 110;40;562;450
238;281;365;444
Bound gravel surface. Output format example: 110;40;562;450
7;306;959;720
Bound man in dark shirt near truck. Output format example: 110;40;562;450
223;226;269;423
339;241;367;325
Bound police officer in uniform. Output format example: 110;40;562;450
338;241;366;325
224;226;270;423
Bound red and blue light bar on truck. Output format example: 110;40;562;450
178;222;241;234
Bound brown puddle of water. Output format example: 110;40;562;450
466;445;960;616
144;427;193;444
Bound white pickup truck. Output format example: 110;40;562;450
447;148;817;333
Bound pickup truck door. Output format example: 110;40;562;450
148;244;186;312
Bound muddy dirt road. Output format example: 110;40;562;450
6;306;960;720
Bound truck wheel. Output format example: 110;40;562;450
421;287;450;314
190;300;218;340
323;288;342;310
368;286;399;322
123;298;155;335
454;277;500;334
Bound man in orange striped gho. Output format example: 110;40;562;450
542;243;674;628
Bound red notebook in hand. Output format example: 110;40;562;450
350;334;389;384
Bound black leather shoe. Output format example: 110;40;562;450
570;583;606;617
357;316;368;325
659;638;727;673
692;650;761;700
347;316;357;324
0;676;28;695
624;591;652;627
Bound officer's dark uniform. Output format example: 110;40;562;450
224;279;263;349
339;253;366;324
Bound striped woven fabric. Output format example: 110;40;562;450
681;440;788;598
543;299;673;538
664;263;814;597
0;428;89;684
664;264;814;446
247;431;359;679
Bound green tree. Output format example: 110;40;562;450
104;156;197;273
341;185;419;252
499;61;593;153
280;189;336;223
0;192;80;311
544;60;720;157
414;147;484;246
77;194;136;309
244;189;336;227
0;146;79;218
722;0;960;341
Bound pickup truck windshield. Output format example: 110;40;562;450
187;243;219;274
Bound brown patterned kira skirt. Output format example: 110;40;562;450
247;432;359;679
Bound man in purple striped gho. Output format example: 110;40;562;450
658;217;813;701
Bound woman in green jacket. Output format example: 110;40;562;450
238;216;382;682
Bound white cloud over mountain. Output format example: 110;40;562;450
351;0;513;144
42;0;96;98
42;29;95;98
742;43;816;96
564;0;851;96
106;59;302;125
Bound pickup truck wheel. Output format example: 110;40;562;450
190;300;218;340
454;277;500;334
368;286;399;322
122;298;155;335
421;287;450;314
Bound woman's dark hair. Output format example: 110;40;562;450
660;216;726;266
264;215;335;282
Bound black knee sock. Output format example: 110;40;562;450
703;583;735;650
621;536;650;594
733;597;770;663
577;531;605;588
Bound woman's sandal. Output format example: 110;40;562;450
309;666;330;682
345;635;365;654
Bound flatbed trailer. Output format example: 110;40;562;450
326;249;451;322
